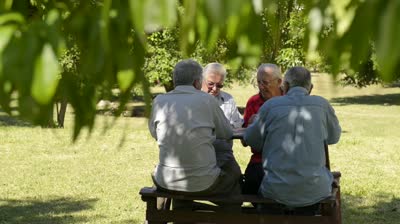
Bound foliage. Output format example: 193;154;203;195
144;27;230;92
306;0;400;83
1;0;400;138
144;28;180;92
263;1;306;70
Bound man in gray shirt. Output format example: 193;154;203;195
149;59;241;211
244;66;341;213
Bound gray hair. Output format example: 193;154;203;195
173;59;203;86
203;62;227;81
257;63;282;79
284;66;312;91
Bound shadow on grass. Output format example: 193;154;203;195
0;197;99;224
342;192;400;223
0;106;33;127
331;93;400;106
0;115;33;127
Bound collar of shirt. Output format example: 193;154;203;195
215;92;225;102
172;85;199;94
286;86;309;96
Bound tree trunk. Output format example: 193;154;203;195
56;99;68;128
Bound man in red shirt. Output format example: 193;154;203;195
242;63;283;195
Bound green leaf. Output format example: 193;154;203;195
0;25;16;51
129;0;177;39
31;43;60;105
117;69;135;92
1;0;13;11
0;12;25;25
46;9;60;26
376;1;400;81
0;25;16;79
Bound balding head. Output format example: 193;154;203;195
173;59;203;88
257;63;282;80
256;63;282;100
284;66;312;92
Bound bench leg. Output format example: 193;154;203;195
144;197;170;224
334;187;342;224
323;186;342;224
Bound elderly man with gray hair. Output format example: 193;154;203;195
242;63;283;196
149;59;241;212
201;63;243;178
243;66;341;214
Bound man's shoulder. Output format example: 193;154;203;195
220;91;235;102
247;93;262;103
155;88;213;101
220;91;233;98
308;95;331;105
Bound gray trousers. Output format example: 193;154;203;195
155;159;242;212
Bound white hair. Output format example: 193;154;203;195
203;62;227;81
257;63;282;79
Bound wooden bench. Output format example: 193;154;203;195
139;171;341;224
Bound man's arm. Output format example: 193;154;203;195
326;103;341;144
213;99;233;140
229;99;244;128
243;99;256;128
148;100;158;140
243;106;268;151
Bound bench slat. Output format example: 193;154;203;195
140;187;337;204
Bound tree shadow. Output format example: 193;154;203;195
0;197;99;224
0;106;33;127
331;93;400;106
342;192;400;223
0;115;33;127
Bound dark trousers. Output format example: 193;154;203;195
242;162;264;195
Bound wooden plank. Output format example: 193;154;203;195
140;187;337;204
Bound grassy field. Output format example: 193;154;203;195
1;73;400;223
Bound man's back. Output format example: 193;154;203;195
149;85;233;192
245;86;341;207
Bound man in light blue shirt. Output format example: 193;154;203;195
244;66;341;211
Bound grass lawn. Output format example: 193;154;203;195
1;73;400;223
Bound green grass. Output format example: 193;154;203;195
1;73;400;223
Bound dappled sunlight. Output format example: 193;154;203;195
342;192;400;223
281;107;313;154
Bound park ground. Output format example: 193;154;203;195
1;73;400;223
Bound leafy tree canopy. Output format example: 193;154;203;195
0;0;399;138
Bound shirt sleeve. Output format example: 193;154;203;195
212;99;233;140
243;99;255;128
243;104;268;151
148;100;158;140
325;103;341;144
229;98;244;128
